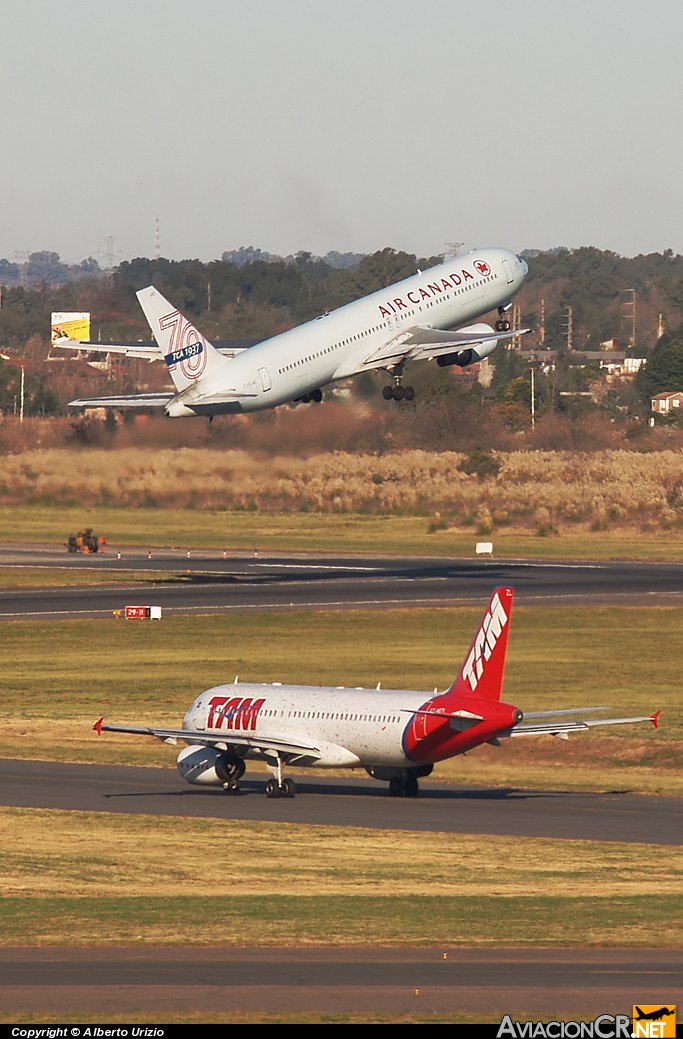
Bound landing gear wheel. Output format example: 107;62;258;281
265;778;281;798
382;385;393;400
404;775;419;797
389;777;403;797
280;778;296;798
392;385;405;401
403;385;415;401
222;778;240;793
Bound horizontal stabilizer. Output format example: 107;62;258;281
508;711;660;737
54;339;253;361
69;392;173;409
402;707;484;721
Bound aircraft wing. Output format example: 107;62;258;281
93;718;321;758
506;709;660;738
333;324;529;378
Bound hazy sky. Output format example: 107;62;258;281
2;0;681;265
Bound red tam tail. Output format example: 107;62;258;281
445;586;514;702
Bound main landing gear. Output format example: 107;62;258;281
294;388;323;404
264;754;296;798
388;773;420;797
382;384;415;402
218;756;246;793
382;364;415;403
495;303;511;332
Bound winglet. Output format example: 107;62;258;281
93;716;104;736
651;709;662;729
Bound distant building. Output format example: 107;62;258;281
651;391;683;415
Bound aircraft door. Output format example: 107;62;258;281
258;367;271;392
502;259;514;284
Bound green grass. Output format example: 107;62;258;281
1;504;681;560
3;893;679;947
0;566;162;588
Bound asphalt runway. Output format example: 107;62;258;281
0;542;681;617
2;946;680;1017
2;758;680;844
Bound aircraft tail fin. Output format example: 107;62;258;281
136;286;231;393
445;586;513;702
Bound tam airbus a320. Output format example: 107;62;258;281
93;587;659;799
69;246;529;417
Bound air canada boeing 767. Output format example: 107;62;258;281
70;246;529;418
93;587;660;799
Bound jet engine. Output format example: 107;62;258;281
177;744;245;786
437;349;475;368
435;322;500;368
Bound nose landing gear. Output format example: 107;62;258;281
265;776;296;798
495;303;511;332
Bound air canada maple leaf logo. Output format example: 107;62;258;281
474;260;491;276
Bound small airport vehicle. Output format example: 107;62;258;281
66;528;102;553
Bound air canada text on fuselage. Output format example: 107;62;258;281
377;260;492;319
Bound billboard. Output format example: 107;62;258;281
51;312;90;343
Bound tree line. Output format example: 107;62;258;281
0;245;682;425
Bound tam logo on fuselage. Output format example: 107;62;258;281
207;695;265;731
462;591;508;692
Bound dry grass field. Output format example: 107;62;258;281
2;808;680;947
0;447;681;536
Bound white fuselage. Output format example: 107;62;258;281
182;682;434;769
177;246;527;414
